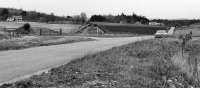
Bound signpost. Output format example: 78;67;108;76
181;31;192;57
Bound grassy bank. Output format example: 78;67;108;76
0;36;92;51
0;22;80;34
93;22;168;35
1;38;200;88
77;34;142;38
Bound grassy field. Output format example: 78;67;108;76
2;38;200;88
174;24;200;37
0;36;92;51
77;33;141;38
0;22;80;34
93;22;168;35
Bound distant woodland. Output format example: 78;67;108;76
0;8;68;22
89;13;150;24
0;8;200;26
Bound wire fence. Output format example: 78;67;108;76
1;28;63;39
180;31;200;82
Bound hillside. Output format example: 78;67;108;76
0;22;81;35
0;8;68;22
78;22;168;35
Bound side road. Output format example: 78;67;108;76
0;36;153;84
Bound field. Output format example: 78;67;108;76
93;22;168;35
2;38;200;88
0;22;93;51
0;36;92;51
0;22;81;34
174;24;200;37
0;22;168;37
77;33;141;38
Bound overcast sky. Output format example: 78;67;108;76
0;0;199;19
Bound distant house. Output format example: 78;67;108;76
149;22;164;26
120;20;127;24
134;22;142;25
7;16;23;22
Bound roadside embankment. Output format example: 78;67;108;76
2;38;200;88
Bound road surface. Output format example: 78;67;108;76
0;36;153;85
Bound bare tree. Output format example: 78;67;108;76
80;12;88;24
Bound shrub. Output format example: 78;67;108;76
23;23;31;34
0;83;12;88
15;80;33;88
17;23;32;34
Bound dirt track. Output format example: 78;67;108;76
0;36;153;84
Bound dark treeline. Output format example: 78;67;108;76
0;8;69;22
90;14;200;26
0;8;89;24
151;19;200;27
90;13;149;24
1;8;200;26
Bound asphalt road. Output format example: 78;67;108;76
0;36;153;84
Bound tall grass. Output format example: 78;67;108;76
0;36;92;51
2;38;199;88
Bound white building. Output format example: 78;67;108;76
149;22;164;26
7;16;23;22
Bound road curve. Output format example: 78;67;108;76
0;36;153;84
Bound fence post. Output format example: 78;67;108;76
182;38;185;57
40;29;42;36
3;27;6;32
192;57;198;81
59;28;62;35
97;27;99;36
12;32;15;38
9;32;12;39
197;58;200;82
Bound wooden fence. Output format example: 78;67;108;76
2;28;63;39
38;28;63;36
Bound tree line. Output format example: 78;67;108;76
90;13;149;24
1;8;200;26
0;8;69;22
0;8;89;24
151;19;200;27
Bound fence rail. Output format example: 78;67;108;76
1;28;63;39
180;31;200;81
38;28;62;36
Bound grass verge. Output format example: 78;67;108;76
0;36;93;51
1;38;200;88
